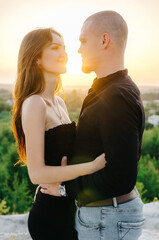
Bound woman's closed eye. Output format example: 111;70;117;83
51;46;59;50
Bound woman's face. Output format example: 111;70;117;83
38;32;68;75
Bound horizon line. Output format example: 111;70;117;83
1;82;159;88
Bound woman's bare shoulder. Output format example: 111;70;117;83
22;95;46;124
22;94;46;113
22;95;46;133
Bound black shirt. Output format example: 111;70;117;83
65;69;145;205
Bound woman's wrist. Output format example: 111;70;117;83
90;160;96;174
82;161;94;176
78;162;89;176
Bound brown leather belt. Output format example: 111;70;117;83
76;188;138;207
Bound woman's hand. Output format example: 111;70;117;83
40;183;61;197
92;153;106;173
33;185;40;202
37;156;67;197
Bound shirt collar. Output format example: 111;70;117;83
91;69;128;92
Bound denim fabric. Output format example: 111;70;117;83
75;196;145;240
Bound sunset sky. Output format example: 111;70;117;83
0;0;159;86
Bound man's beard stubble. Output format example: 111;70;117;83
81;63;91;74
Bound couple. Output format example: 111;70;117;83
12;10;145;240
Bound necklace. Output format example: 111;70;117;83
54;97;63;124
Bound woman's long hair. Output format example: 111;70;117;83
12;28;63;165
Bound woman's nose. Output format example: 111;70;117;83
60;50;67;59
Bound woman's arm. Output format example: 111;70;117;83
22;95;106;185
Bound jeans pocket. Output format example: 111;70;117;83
76;209;101;229
118;219;145;240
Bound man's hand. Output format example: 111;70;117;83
39;156;68;197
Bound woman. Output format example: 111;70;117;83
12;27;106;239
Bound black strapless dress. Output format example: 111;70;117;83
28;122;77;240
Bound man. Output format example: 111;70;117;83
40;11;145;239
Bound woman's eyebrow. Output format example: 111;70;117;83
50;43;62;46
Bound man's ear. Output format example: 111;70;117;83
101;33;110;49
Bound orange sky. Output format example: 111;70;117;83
0;0;159;86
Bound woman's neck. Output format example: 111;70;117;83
41;71;58;103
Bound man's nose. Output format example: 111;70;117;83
78;45;82;54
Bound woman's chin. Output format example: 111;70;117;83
48;67;67;75
60;67;67;74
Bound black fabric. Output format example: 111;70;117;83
65;69;145;206
28;122;77;240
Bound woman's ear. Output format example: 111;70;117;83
36;59;40;65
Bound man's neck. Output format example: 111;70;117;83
95;56;125;79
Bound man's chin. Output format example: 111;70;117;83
81;65;91;74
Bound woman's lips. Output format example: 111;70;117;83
57;59;68;64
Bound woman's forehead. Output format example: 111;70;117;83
51;32;64;45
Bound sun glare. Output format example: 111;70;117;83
0;0;159;86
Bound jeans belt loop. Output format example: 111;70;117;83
134;185;139;196
75;199;79;208
113;197;117;208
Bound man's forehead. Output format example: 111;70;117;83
79;21;94;39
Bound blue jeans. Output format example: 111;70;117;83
75;196;145;240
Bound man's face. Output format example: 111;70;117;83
78;21;102;73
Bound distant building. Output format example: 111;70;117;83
6;99;13;105
148;115;159;126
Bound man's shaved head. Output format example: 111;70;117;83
84;11;128;51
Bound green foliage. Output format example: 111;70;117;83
0;126;36;214
0;101;12;112
136;182;147;203
0;200;10;215
69;111;79;123
0;111;12;124
153;197;159;202
137;154;159;202
0;89;38;214
142;127;159;159
145;121;154;130
3;173;32;214
0;88;159;214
